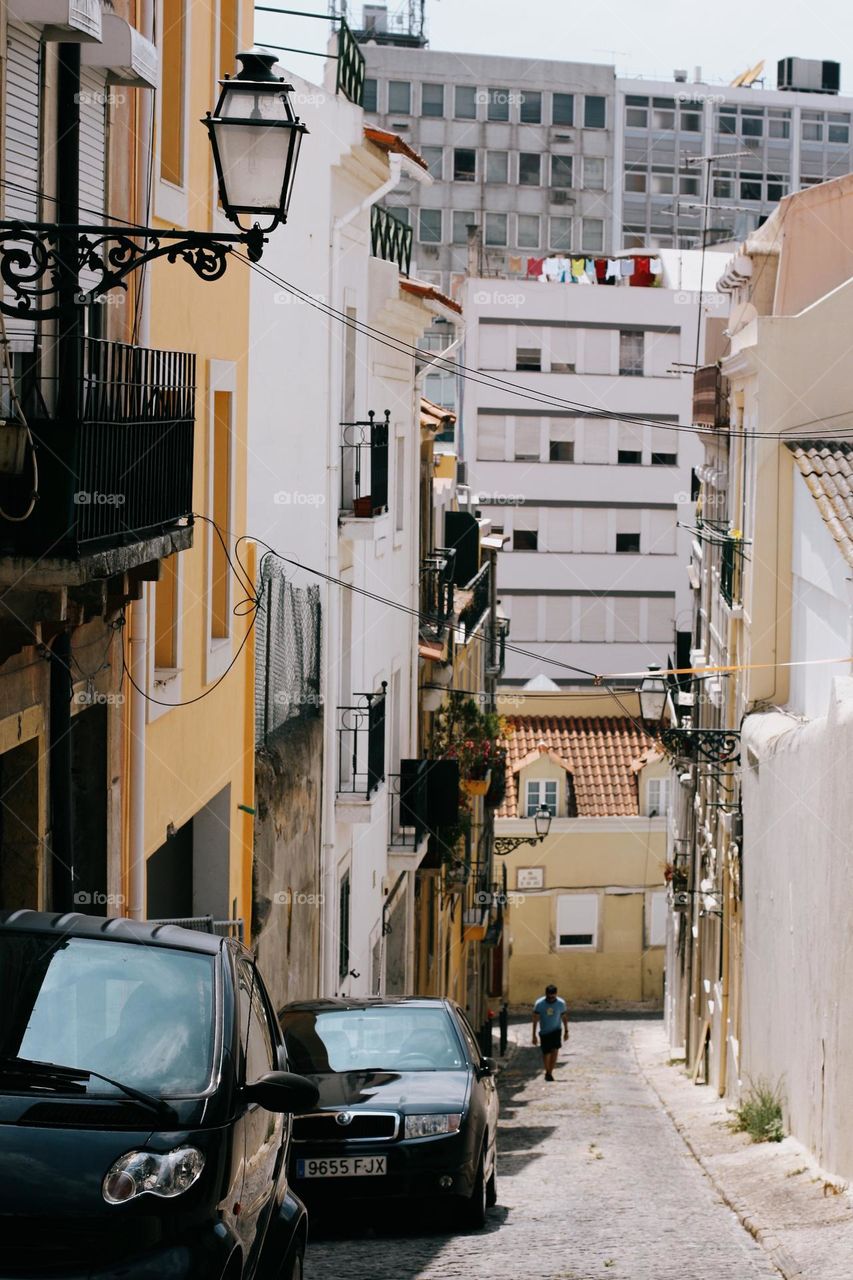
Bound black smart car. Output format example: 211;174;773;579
279;997;499;1228
0;910;319;1279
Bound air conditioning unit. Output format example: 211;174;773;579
551;190;575;205
777;56;840;94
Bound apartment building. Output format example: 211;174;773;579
461;251;728;684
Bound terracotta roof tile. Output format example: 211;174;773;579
788;441;853;569
363;126;428;171
497;716;655;819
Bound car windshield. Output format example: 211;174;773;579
282;1006;466;1074
0;933;215;1097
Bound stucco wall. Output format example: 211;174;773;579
740;680;853;1181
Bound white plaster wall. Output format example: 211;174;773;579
740;680;853;1181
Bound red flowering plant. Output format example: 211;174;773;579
431;698;510;782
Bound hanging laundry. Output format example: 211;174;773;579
619;258;634;277
554;255;571;282
571;256;586;280
595;258;609;282
649;257;663;275
584;258;597;280
508;255;524;274
605;258;620;282
630;256;653;287
541;256;561;281
527;256;545;279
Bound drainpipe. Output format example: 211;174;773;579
49;634;74;910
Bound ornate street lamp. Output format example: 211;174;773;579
0;49;307;320
639;665;740;765
494;805;552;856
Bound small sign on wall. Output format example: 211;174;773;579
516;866;544;890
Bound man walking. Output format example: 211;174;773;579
532;984;569;1081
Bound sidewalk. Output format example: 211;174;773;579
633;1023;853;1280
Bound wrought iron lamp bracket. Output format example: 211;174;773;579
658;726;741;765
493;834;545;856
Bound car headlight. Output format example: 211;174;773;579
404;1113;463;1139
102;1147;205;1204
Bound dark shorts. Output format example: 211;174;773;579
540;1029;562;1055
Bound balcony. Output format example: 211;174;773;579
693;364;728;427
371;205;413;276
335;18;366;106
335;684;387;822
339;410;390;538
0;336;194;572
458;561;490;640
419;548;456;638
719;533;743;610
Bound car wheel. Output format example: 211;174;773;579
485;1149;497;1208
281;1245;304;1280
458;1151;488;1230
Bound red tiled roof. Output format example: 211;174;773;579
788;441;853;568
498;716;656;818
420;395;456;432
363;125;428;171
400;278;463;315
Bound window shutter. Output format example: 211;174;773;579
556;894;598;948
477;415;506;460
514;420;540;459
4;24;42;337
78;68;108;297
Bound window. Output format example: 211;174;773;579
615;532;640;553
768;114;790;139
520;90;542;123
238;962;276;1083
801;113;823;143
740;173;762;201
549;436;574;462
453;148;476;182
526;778;557;817
626;105;648;128
651;170;674;195
584;95;606;129
740;109;763;137
717;106;737;134
514;419;540;459
515;348;541;372
645;777;671;817
363;78;378;112
652;108;675;130
486;150;509;183
421;82;444;116
679;174;699;196
828;113;850;144
477;415;506;460
154;557;179;669
651;451;677;466
487;87;510;121
211;390;232;639
713;172;734;199
680;110;702;132
388;80;411;114
553;92;574;125
549;216;572;251
519;152;541;186
452;210;475;244
624;170;647;193
455;84;477;118
618;449;642;465
421;146;443;179
512;528;538;550
584;157;605;190
582;218;604;252
619;330;644;376
485;212;507;245
218;0;239;81
419;208;442;242
385;205;409;226
517;214;540;248
647;891;668;947
338;873;351;980
556;894;598;948
551;155;573;188
395;436;405;532
161;0;186;185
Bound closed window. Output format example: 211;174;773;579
553;93;574;125
517;214;540;249
388;81;411;114
211;390;232;639
452;210;475;244
556;894;598;948
616;532;640;553
487;87;510;121
626;105;648;128
584;96;606;129
741;110;763;137
519;152;541;185
419;209;442;242
584;157;605;189
551;155;573;188
679;174;699;195
363;78;378;112
619;330;644;376
486;150;509;183
828;114;850;144
651;170;674;195
455;84;477;118
766;174;787;202
645;777;671;817
421;82;444;116
802;115;823;142
385;205;409;226
647;890;668;947
680;110;702;132
526;779;557;816
582;218;604;252
485;212;508;245
514;419;540;458
740;173;762;201
477;415;506;460
421;146;443;179
453;148;476;181
161;0;186;185
625;170;647;193
717;107;737;134
338;873;351;980
768;114;790;139
549;217;572;251
520;90;542;123
618;449;642;464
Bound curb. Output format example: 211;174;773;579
632;1033;805;1280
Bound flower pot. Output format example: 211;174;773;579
461;770;491;798
353;495;374;518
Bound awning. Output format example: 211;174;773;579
9;0;102;41
81;14;157;87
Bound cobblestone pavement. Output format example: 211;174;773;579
305;1017;781;1280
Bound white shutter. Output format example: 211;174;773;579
556;894;598;948
646;777;671;817
477;415;507;460
4;24;42;338
544;596;571;639
514;419;541;460
580;417;611;464
646;596;674;642
647;890;668;946
78;68;108;296
507;596;538;640
580;508;607;552
546;507;573;552
648;507;677;554
611;596;641;644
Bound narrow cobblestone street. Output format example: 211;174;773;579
306;1017;780;1280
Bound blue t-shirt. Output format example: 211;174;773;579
534;995;567;1035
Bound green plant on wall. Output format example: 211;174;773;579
431;697;511;781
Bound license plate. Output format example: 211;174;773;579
296;1156;387;1178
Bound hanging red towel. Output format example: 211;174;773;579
527;256;545;278
594;257;608;281
630;256;653;287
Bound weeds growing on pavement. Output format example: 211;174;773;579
732;1079;785;1143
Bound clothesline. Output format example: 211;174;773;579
526;254;663;287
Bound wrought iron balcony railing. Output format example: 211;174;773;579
720;533;743;609
371;205;413;276
337;684;387;797
335;18;366;106
0;336;194;557
340;410;389;517
458;561;490;639
419;547;456;636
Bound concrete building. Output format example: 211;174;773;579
493;690;668;1008
460;252;727;684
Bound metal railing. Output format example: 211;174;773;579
149;915;245;942
335;18;365;105
340;410;389;516
458;561;490;639
337;683;387;797
388;770;424;849
419;547;456;635
720;533;743;608
371;205;413;276
1;336;195;554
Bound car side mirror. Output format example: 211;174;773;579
243;1071;319;1113
480;1057;497;1076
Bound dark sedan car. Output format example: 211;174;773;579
279;998;499;1228
0;910;319;1280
